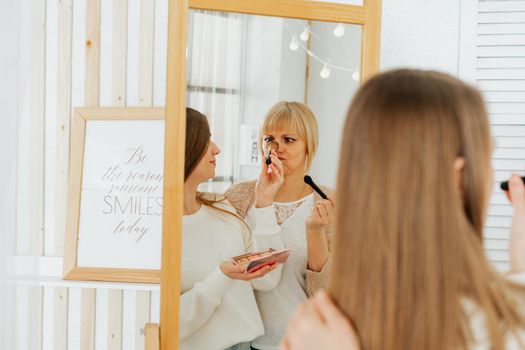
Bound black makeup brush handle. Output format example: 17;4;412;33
304;175;328;199
500;176;525;191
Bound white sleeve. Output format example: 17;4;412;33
179;267;233;339
246;204;285;291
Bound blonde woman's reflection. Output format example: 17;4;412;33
226;102;335;350
180;108;283;350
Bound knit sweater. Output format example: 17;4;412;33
180;199;283;350
225;180;334;296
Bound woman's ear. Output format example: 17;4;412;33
454;157;466;198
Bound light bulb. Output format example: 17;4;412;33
320;63;331;79
300;28;310;41
289;37;299;51
334;23;345;38
352;70;360;81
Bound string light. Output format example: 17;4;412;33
333;23;345;38
320;63;331;79
285;23;358;80
300;28;310;41
289;36;299;51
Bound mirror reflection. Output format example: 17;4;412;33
181;10;362;350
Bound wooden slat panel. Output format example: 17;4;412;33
153;0;168;107
479;1;525;13
486;216;512;228
108;290;123;350
55;0;73;258
488;204;513;217
86;0;101;106
478;23;525;35
492;158;525;170
492;147;525;159
478;33;525;45
113;0;128;104
489;114;525;124
486;250;509;262
477;68;525;80
53;288;69;350
492;125;525;136
478;57;525;68
81;1;100;348
484;239;509;250
477;79;525;91
487;102;525;113
139;0;155;106
495;136;525;148
478;11;525;24
478;45;525;57
485;227;510;240
483;91;525;102
80;289;96;350
135;291;151;350
145;323;159;350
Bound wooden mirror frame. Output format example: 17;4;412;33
158;0;382;348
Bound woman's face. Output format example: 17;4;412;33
190;140;221;183
263;129;307;176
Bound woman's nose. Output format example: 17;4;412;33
213;143;221;155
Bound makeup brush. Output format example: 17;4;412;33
304;175;328;199
500;176;525;191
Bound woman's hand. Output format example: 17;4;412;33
220;261;278;280
506;174;525;272
281;290;361;350
306;194;334;234
255;153;285;208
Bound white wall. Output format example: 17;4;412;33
380;0;461;75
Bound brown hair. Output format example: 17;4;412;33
184;107;250;234
329;69;525;350
259;101;318;172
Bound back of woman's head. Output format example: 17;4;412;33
330;69;525;349
185;107;211;181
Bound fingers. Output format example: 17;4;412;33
244;264;274;279
509;174;525;211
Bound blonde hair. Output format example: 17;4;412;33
259;101;318;172
329;69;525;350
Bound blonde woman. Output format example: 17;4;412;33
282;70;525;350
181;108;282;350
226;101;334;350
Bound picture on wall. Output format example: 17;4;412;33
63;107;165;283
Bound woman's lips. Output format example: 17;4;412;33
210;160;216;166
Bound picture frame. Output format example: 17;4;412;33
63;107;164;284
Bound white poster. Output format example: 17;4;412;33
76;120;164;270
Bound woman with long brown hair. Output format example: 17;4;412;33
180;107;283;350
282;69;525;349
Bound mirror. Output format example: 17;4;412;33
180;9;362;350
187;10;362;191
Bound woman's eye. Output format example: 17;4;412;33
285;138;295;143
264;137;273;142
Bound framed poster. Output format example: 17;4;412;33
63;107;164;283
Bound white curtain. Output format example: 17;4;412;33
187;10;243;192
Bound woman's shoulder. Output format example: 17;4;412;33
224;180;257;218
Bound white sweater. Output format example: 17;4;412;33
180;201;282;350
246;194;314;350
